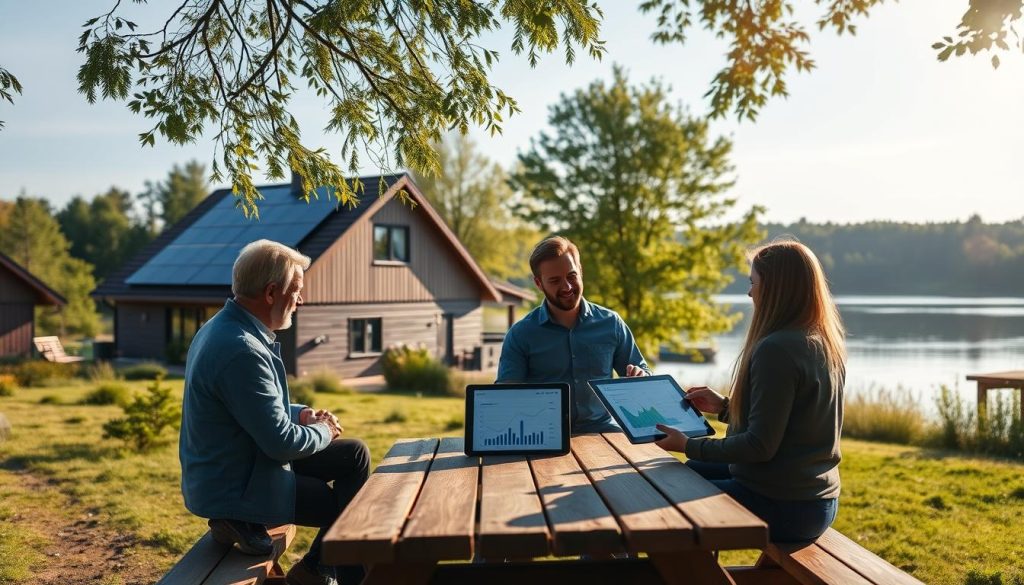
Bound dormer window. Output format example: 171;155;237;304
373;224;410;263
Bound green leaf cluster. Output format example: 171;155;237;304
639;0;886;121
0;66;23;130
75;0;605;217
102;376;181;452
931;1;1023;69
510;67;764;355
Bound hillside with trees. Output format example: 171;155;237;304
723;216;1024;296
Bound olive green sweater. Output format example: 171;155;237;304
684;329;843;500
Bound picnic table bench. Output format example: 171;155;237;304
32;335;84;363
156;524;294;585
322;434;924;585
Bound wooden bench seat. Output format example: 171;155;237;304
32;336;84;363
157;524;295;585
760;527;923;585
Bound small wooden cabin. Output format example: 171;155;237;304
0;251;66;357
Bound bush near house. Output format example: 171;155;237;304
381;345;450;396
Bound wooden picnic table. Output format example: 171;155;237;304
966;370;1024;421
321;433;784;585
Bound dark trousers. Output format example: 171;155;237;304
685;460;838;543
292;438;371;568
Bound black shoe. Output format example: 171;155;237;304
208;518;274;556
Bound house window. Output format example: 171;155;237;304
349;318;383;356
373;224;410;262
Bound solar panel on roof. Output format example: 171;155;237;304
125;185;341;286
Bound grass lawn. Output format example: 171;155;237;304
1;379;1022;584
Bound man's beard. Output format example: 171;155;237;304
544;288;581;312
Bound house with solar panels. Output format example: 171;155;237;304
93;173;534;378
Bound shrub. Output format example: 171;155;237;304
81;383;132;407
381;345;450;395
443;415;464;431
83;361;120;382
383;408;408;423
103;376;181;452
289;380;316;408
447;370;494;399
5;360;77;387
164;338;190;366
64;416;86;424
306;369;354;394
38;395;61;405
0;375;15;397
119;362;168;381
843;387;926;445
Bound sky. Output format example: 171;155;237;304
1;1;1022;224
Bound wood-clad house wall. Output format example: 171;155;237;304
0;267;36;357
115;303;168;359
297;198;488;377
303;198;481;303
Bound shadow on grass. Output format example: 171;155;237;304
0;441;124;471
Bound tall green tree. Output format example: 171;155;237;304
510;68;763;355
139;161;210;229
413;134;538;282
57;188;153;281
0;197;99;337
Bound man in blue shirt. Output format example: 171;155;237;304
497;236;651;433
180;239;367;585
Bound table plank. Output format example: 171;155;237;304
966;370;1024;383
815;529;924;585
528;451;623;556
604;432;768;550
399;437;480;561
322;438;439;565
478;455;551;559
571;434;694;553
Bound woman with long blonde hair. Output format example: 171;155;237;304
655;240;846;542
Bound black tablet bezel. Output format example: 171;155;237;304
464;383;571;456
589;374;716;443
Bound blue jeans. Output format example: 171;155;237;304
686;460;838;543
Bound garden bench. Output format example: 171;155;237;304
759;527;923;585
32;336;84;363
156;524;295;585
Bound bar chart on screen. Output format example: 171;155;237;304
473;388;562;451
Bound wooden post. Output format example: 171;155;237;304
977;382;988;422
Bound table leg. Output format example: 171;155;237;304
977;382;989;421
649;550;737;585
361;561;437;585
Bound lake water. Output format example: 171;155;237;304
656;295;1024;413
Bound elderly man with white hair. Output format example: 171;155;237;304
179;239;368;585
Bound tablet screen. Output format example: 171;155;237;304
590;375;712;441
468;385;569;454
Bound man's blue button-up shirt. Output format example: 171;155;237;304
496;298;650;433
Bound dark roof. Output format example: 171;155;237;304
94;173;500;303
0;251;66;306
491;279;536;303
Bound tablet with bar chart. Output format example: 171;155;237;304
588;375;715;443
464;383;571;456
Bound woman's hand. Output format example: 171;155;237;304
654;423;688;452
685;386;727;415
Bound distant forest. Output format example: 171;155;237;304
721;216;1024;296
